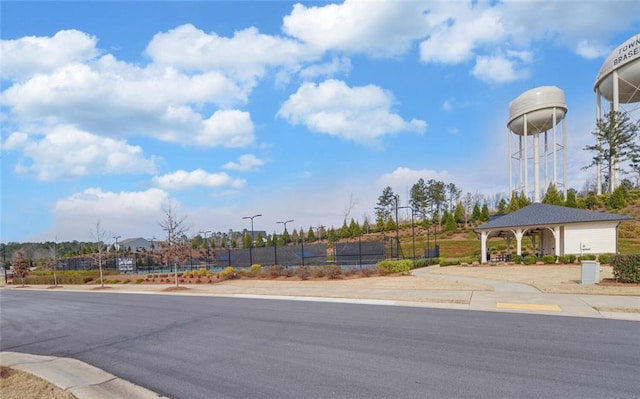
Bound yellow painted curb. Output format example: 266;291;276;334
497;302;562;312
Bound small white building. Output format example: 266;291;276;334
474;203;633;263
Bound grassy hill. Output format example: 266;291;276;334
391;190;640;261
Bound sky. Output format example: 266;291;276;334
1;0;639;244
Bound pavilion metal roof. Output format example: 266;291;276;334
475;203;633;231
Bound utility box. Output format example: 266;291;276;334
580;260;600;285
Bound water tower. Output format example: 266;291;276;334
507;86;568;203
593;33;640;194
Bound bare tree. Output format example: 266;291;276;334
158;200;190;287
343;193;357;221
90;220;108;288
48;239;58;286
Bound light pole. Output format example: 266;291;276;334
200;230;211;269
113;235;121;271
399;206;416;259
227;229;233;267
242;214;262;267
277;220;293;267
391;195;400;259
2;243;6;284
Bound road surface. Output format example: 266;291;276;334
1;290;638;398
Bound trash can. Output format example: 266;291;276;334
580;260;600;285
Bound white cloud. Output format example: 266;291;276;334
1;131;29;150
575;40;610;59
151;169;246;191
222;154;266;172
501;1;640;50
1;56;252;145
277;79;426;147
8;125;156;181
283;0;429;57
159;108;255;148
1;29;99;81
472;54;530;83
145;24;318;83
299;56;352;80
442;99;454;111
50;188;171;241
377;167;454;194
420;3;505;64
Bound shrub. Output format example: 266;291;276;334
377;260;412;274
578;254;597;261
250;264;262;276
412;258;439;268
198;268;208;277
557;255;571;264
265;265;283;278
542;254;556;264
296;266;311;280
360;268;373;277
312;267;326;278
567;255;577;264
511;254;523;264
611;254;640;283
325;265;343;279
597;254;612;264
217;267;237;280
22;275;94;285
523;255;537;265
440;258;461;266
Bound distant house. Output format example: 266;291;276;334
474;203;633;263
118;237;154;252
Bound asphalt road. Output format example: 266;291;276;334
1;290;639;399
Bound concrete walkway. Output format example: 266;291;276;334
2;268;639;399
0;351;168;399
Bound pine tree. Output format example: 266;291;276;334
306;227;316;243
565;189;578;208
471;203;482;223
339;220;351;238
542;183;564;206
349;218;362;237
454;202;466;225
517;192;531;208
481;203;490;221
607;186;627;209
507;192;520;213
583;110;640;193
255;232;265;248
444;211;457;232
385;217;396;232
496;198;508;214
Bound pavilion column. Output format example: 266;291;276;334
553;226;561;257
480;231;488;264
514;229;524;255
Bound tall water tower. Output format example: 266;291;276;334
593;33;640;194
507;86;568;203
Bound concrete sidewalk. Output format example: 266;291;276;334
2;267;638;399
0;351;168;399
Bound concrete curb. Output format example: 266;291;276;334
0;351;167;399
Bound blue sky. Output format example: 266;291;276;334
1;1;639;243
